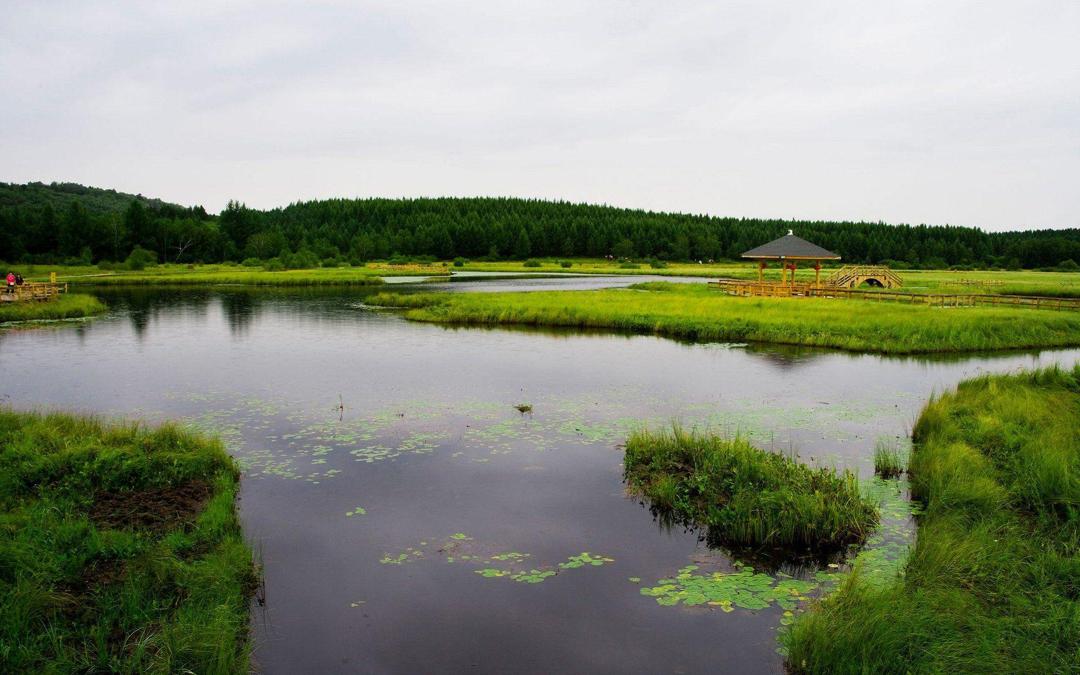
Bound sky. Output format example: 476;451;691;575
1;1;1078;231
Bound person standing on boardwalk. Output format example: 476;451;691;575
5;271;15;295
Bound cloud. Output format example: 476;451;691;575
1;0;1077;229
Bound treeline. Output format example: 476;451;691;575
2;182;1079;269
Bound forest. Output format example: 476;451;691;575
2;181;1078;270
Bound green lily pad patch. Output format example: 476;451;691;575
640;564;816;612
380;534;614;585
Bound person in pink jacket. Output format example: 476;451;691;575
5;271;15;294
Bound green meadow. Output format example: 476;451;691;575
5;259;1077;298
784;365;1080;674
369;282;1080;354
0;411;257;673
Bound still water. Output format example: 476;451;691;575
2;286;1077;674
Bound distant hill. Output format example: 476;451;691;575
0;181;184;215
1;181;1078;269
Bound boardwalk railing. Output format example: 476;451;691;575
1;282;67;302
823;265;904;288
708;280;1080;311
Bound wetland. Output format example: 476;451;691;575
2;281;1078;673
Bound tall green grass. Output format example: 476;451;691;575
783;365;1080;673
873;439;906;478
0;294;106;323
376;283;1080;354
624;426;878;552
0;410;257;673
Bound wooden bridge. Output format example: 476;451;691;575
1;282;67;302
823;265;903;289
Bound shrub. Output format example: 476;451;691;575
264;258;285;271
124;246;157;271
523;259;542;268
619;262;640;269
648;258;668;269
241;257;261;267
453;257;467;267
1057;259;1078;271
559;260;573;268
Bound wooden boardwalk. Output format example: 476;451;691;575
709;280;1080;311
1;282;67;302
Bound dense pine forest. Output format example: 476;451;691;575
2;181;1078;269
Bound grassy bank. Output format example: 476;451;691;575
784;365;1080;673
0;410;257;673
63;264;397;286
0;294;106;323
15;261;1080;296
370;283;1080;354
624;427;877;553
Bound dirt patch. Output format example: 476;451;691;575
90;480;212;532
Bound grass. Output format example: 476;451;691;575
783;365;1080;674
873;440;906;479
0;410;257;673
368;282;1080;354
624;426;878;553
0;294;106;323
16;261;1080;297
58;264;394;287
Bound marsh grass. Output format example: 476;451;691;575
0;294;106;323
376;283;1080;354
74;265;389;286
873;440;906;478
0;410;256;673
783;365;1080;673
624;426;878;553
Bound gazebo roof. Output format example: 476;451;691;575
741;231;841;261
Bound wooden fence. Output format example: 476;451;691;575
708;280;1080;311
1;282;67;302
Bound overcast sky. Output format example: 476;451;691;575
1;1;1077;230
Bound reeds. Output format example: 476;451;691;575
624;426;878;553
873;439;906;478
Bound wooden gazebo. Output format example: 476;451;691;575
741;230;840;286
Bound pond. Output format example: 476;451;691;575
2;285;1077;674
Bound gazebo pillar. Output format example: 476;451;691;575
814;262;821;286
758;261;765;283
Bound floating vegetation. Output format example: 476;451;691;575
514;403;533;414
345;506;367;517
640;563;815;612
379;534;614;585
559;552;614;569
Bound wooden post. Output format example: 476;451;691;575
814;262;821;286
758;261;765;283
791;261;797;289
